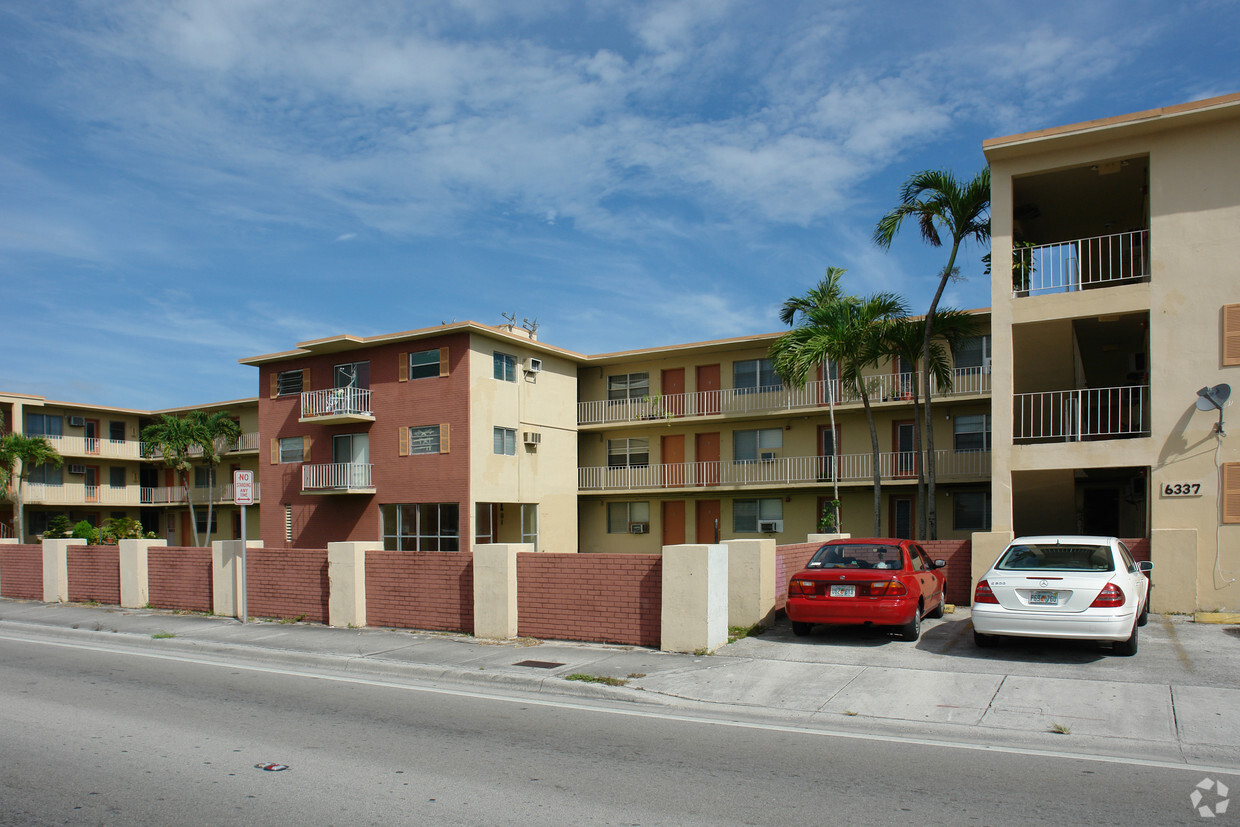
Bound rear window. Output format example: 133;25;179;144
807;544;905;571
995;543;1114;572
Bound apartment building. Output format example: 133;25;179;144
239;322;579;551
978;92;1240;612
0;391;261;544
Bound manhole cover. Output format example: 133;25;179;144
514;660;565;669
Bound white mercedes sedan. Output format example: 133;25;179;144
971;536;1152;656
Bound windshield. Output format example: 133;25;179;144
807;544;905;570
995;543;1114;572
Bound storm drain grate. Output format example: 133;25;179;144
514;660;565;669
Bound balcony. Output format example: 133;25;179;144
301;462;374;494
23;482;262;506
578;450;990;492
1014;385;1150;443
578;369;990;427
1016;230;1149;297
185;432;261;458
40;434;144;460
141;483;263;505
300;388;374;424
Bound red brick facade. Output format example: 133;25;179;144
516;553;662;646
246;547;329;622
775;543;819;611
365;550;474;632
67;545;121;604
148;546;213;612
0;544;42;600
919;539;972;605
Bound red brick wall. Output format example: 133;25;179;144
68;545;121;605
148;546;213;613
1122;537;1150;563
919;539;972;605
246;547;329;622
365;551;474;632
516;553;662;646
0;544;42;599
775;543;821;611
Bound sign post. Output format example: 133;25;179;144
233;470;255;624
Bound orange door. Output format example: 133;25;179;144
696;500;721;544
696;364;721;415
695;432;720;486
181;511;192;545
662;501;686;546
662;368;685;417
661;434;685;487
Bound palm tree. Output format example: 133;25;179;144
188;410;242;547
141;414;203;546
883;310;979;538
771;271;907;535
0;430;64;543
874;168;990;538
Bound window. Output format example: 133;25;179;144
733;429;782;463
409;349;440;380
333;361;370;389
408;426;440;454
276;370;304;396
954;414;991;452
953;335;992;371
109;421;126;442
109;467;126;489
608;501;650;533
607;437;649;467
278;437;304;463
493;427;516;455
194;467;211;488
24;413;62;437
733;498;782;533
28;462;63;486
607;372;650;401
733;359;782;393
521;503;538;549
195;511;218;534
381;503;460;551
493;352;517;382
954;491;991;531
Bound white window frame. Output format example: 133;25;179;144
733;358;782;393
607;501;650;533
607;372;650;401
733;428;782;463
278;437;304;463
607;437;649;468
409;349;439;380
954;413;991;452
733;498;782;533
493;352;517;382
493;427;517;455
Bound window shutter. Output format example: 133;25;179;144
440;423;450;453
439;348;449;377
301;368;311;392
398;427;410;457
269;373;278;399
1224;305;1240;367
270;439;279;465
303;435;312;461
1224;463;1240;525
398;353;409;382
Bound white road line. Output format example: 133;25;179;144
2;630;1236;777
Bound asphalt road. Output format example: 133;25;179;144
1;631;1232;825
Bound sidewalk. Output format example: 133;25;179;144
2;597;1238;770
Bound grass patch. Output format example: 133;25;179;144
151;631;176;639
1050;722;1072;735
565;673;629;687
278;614;307;624
728;623;766;644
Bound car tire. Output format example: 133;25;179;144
1114;622;1139;656
791;621;812;637
900;608;921;642
928;595;945;619
973;629;997;648
1137;598;1149;628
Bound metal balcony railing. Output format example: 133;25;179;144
1014;385;1150;442
38;434;145;460
23;482;261;506
302;462;373;491
301;387;372;419
1017;229;1149;296
185;432;260;457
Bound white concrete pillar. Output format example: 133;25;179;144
327;542;381;628
212;540;247;618
807;533;850;543
473;544;528;639
42;539;84;603
660;543;728;654
118;539;166;609
970;531;1014;597
0;538;18;545
724;538;775;629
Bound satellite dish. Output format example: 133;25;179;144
1196;384;1232;412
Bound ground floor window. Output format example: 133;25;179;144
382;503;460;551
521;503;538;549
195;510;218;535
608;501;650;533
733;498;782;533
953;490;991;531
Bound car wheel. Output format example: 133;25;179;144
1113;622;1139;656
900;608;922;642
928;595;945;619
1137;598;1149;628
791;621;812;637
973;629;997;648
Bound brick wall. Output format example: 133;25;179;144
148;546;213;613
919;539;972;605
67;545;121;604
1122;537;1150;563
775;543;821;611
516;553;662;647
0;544;42;600
365;551;474;632
246;547;329;622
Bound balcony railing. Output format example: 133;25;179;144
1018;229;1149;296
39;434;145;460
578;450;990;491
578;368;990;426
185;432;261;457
302;462;373;492
141;483;263;505
1014;385;1150;442
23;482;261;506
301;387;373;420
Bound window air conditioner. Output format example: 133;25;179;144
68;464;87;474
758;519;783;533
629;522;649;534
760;451;777;462
523;431;542;444
526;358;543;373
68;416;86;427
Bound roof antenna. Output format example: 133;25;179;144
522;317;539;336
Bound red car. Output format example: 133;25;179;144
786;538;948;642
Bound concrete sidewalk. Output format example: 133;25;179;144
2;597;1238;770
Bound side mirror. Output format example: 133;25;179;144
934;559;947;568
1138;561;1153;572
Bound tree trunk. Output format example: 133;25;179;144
182;469;201;547
828;370;840;532
203;464;215;547
922;242;963;540
860;384;881;537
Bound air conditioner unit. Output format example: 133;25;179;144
68;464;87;474
629;522;649;534
68;416;86;427
760;451;777;462
523;431;542;444
758;519;783;533
525;358;543;373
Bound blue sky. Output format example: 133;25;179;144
1;1;1236;410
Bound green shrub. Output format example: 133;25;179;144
71;520;99;544
43;514;73;539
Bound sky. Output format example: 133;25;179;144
1;0;1236;410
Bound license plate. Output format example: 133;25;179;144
1029;591;1059;605
829;585;856;597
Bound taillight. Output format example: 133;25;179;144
788;579;812;596
1089;582;1126;608
974;579;998;604
869;580;908;597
